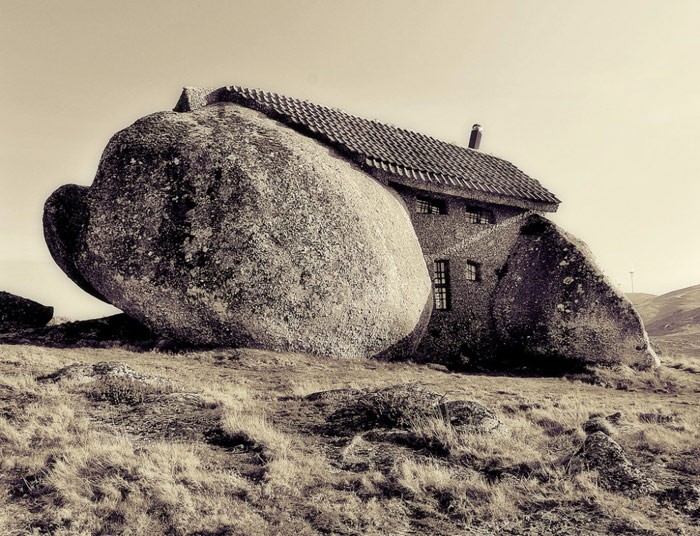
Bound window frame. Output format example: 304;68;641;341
416;196;447;215
465;261;481;282
433;260;451;311
465;205;494;224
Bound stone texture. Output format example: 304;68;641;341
491;215;658;369
582;415;615;436
572;431;656;497
43;184;106;302
0;291;53;332
439;399;504;435
43;103;432;358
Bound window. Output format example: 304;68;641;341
433;260;451;310
465;261;481;282
416;196;446;214
465;205;493;224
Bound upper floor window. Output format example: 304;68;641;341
417;196;446;214
465;261;481;282
433;260;451;310
465;205;493;224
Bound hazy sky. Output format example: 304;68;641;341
1;0;699;319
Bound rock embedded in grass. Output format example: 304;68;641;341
38;361;168;386
572;431;656;497
317;383;504;439
439;400;503;435
582;415;615;436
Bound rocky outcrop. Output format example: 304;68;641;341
491;215;658;369
44;103;432;358
0;291;53;332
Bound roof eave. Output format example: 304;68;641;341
375;171;560;213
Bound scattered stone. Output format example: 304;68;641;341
638;411;675;424
44;103;432;359
314;383;504;442
605;411;623;425
0;291;53;332
572;431;656;496
440;400;504;435
38;361;169;386
426;363;450;373
491;215;659;369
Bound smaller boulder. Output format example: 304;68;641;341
439;400;504;435
572;431;656;496
491;215;659;369
318;384;504;438
0;291;53;332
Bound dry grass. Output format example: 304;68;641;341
1;342;698;535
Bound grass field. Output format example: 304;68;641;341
0;336;698;535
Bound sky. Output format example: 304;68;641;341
1;0;699;319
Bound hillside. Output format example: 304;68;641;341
628;285;700;335
1;335;699;535
628;285;700;359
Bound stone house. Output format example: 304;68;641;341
175;86;563;363
170;86;658;369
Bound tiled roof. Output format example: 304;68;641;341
175;86;560;210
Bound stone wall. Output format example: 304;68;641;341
388;182;533;365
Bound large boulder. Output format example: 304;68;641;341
43;103;432;358
0;291;53;332
491;216;658;369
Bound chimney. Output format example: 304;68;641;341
468;124;482;150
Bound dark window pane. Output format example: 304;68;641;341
466;206;493;224
433;260;451;310
417;196;445;214
465;261;480;281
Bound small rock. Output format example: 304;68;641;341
426;363;450;373
606;411;623;425
440;400;504;434
38;361;168;386
572;431;656;496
